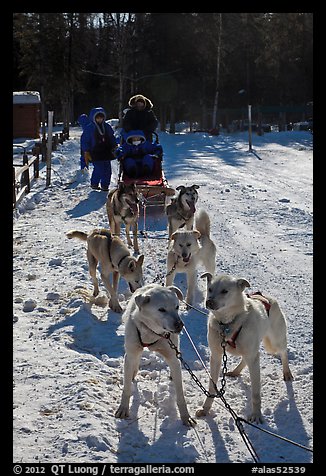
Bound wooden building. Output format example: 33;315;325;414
13;91;41;139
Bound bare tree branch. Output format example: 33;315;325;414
81;68;182;83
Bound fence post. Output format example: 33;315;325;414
13;167;16;207
23;148;28;166
41;137;47;162
53;133;59;150
34;154;39;179
248;104;253;151
21;146;31;193
46;111;54;187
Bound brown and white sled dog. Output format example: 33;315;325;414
106;182;140;254
196;273;293;423
165;209;216;305
165;184;199;238
115;283;195;426
66;228;144;313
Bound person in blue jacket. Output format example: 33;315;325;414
81;107;117;191
77;113;91;170
116;130;163;178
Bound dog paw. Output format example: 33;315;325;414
225;370;240;378
247;412;264;424
283;370;294;381
182;415;197;427
195;408;208;417
109;300;123;313
115;406;130;419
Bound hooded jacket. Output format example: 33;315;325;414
122;95;158;138
115;130;163;160
77;113;91;131
81;107;117;161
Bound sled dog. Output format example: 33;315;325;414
115;283;195;426
66;228;144;313
165;184;200;238
106;182;140;254
196;273;293;423
165;209;216;305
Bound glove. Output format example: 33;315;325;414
84;151;92;166
115;148;124;160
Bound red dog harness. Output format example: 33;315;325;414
220;292;271;349
247;291;271;316
225;326;243;348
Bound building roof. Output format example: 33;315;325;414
13;91;41;104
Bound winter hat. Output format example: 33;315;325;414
90;107;107;122
125;130;146;145
77;114;90;129
128;94;153;109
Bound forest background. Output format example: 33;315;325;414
13;12;313;132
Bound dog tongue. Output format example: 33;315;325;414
187;200;196;213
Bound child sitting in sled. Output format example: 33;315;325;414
116;130;163;178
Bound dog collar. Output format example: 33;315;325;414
226;326;242;348
177;210;192;223
117;254;129;268
136;327;160;348
218;321;243;348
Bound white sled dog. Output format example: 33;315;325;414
165;208;216;305
165;184;200;238
115;283;195;426
66;228;144;313
106;182;140;254
196;273;293;423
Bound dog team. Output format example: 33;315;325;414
67;183;293;427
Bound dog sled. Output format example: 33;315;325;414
117;131;175;207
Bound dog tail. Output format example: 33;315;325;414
194;209;211;237
66;230;88;241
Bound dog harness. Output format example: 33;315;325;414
216;293;271;349
247;291;271;316
113;195;138;224
218;292;271;348
136;327;160;348
218;322;243;348
99;229;130;271
116;254;130;268
226;326;243;348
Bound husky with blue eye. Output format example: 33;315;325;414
196;273;293;424
115;283;196;427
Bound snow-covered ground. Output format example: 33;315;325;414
13;128;313;464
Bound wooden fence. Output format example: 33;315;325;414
13;130;69;208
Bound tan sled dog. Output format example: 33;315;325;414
166;209;216;305
115;283;195;426
106;182;140;253
66;228;144;313
196;273;293;423
165;184;199;238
